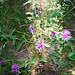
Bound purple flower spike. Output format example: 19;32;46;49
36;40;44;51
65;0;68;1
29;25;34;33
12;64;18;73
51;31;56;36
60;30;71;41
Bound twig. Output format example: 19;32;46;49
15;30;31;37
63;6;75;17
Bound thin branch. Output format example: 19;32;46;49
63;6;75;17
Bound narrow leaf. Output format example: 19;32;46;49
17;41;24;51
13;39;16;46
67;41;74;52
59;47;62;54
39;58;47;62
9;28;16;36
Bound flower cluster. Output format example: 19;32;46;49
60;30;71;41
12;64;18;73
29;25;34;33
36;40;44;52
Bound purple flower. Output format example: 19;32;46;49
51;31;56;36
29;25;34;33
0;61;2;64
12;64;18;73
36;36;39;39
60;30;71;41
65;0;68;1
36;40;44;51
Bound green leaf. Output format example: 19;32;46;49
64;60;68;66
28;70;32;73
67;41;74;52
22;59;28;67
70;38;75;40
53;59;61;67
58;47;62;54
13;39;16;46
46;26;51;28
39;58;47;62
67;52;74;57
58;60;61;68
0;0;2;2
41;20;45;25
24;18;28;24
67;52;75;61
40;25;45;30
32;55;36;59
47;15;50;24
53;53;60;57
14;9;21;17
2;34;6;39
9;28;16;36
29;55;33;61
0;28;1;32
17;41;24;51
52;20;56;23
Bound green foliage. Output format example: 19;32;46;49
67;52;75;61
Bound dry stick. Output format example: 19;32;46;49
69;0;74;7
64;29;75;31
1;58;26;62
63;6;75;17
15;30;31;37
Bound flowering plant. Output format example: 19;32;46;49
12;64;18;73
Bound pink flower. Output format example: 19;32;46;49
64;30;70;35
36;40;44;51
12;64;18;73
60;30;71;41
